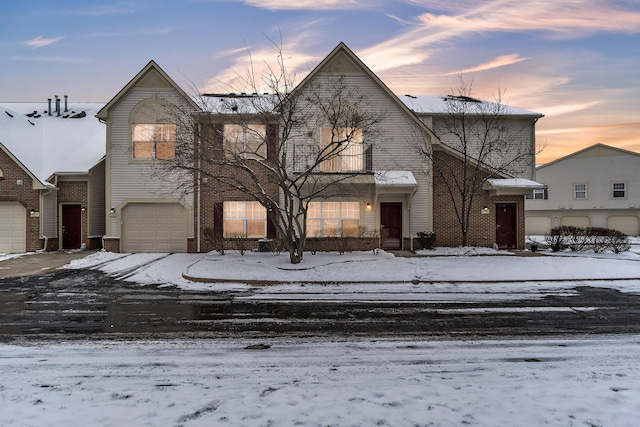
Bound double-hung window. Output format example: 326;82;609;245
612;182;626;198
132;124;176;159
224;124;266;159
321;128;363;172
526;189;547;200
307;201;360;237
574;183;587;199
223;201;266;238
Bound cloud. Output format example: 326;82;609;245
238;0;375;10
23;36;64;49
442;54;528;76
359;1;640;72
10;56;86;63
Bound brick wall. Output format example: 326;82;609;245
432;150;525;249
0;149;42;251
57;180;90;250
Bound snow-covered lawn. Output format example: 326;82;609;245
2;336;640;426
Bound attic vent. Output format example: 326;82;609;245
0;167;4;180
5;111;13;118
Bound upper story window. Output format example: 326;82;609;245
613;182;626;198
306;201;360;237
526;189;547;200
574;183;587;199
132;124;176;159
321;128;363;172
224;124;266;160
223;201;266;238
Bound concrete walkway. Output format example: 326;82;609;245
0;251;96;278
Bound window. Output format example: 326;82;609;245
526;189;547;200
307;201;360;237
223;201;266;238
132;124;176;159
0;167;4;180
574;183;587;199
613;182;626;198
321;128;363;172
224;124;266;159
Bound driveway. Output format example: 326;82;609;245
0;251;96;278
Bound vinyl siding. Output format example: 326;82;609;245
41;189;57;237
107;87;193;237
88;159;105;237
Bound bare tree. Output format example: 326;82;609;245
157;44;385;263
412;79;539;246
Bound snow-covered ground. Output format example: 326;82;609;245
2;336;640;426
2;245;640;425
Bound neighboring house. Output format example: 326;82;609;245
98;43;543;253
526;144;640;236
0;98;105;253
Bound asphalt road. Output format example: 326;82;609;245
2;267;640;340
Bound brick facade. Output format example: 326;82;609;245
432;150;525;249
0;148;43;252
57;180;94;249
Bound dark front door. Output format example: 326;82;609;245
380;203;402;250
495;203;517;249
62;204;82;249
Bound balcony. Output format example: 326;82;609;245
293;144;372;173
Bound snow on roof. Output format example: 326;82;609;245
399;95;543;117
374;170;418;186
487;178;545;188
0;101;105;183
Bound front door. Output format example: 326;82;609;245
62;204;82;249
495;203;517;249
380;203;402;250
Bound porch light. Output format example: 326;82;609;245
365;203;372;211
81;206;86;212
481;206;489;215
110;207;116;214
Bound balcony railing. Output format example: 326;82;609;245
293;144;372;173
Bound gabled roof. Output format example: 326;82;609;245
96;60;200;120
0;102;105;185
289;42;438;141
538;143;640;169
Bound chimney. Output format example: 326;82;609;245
47;98;52;116
55;95;60;117
64;95;68;112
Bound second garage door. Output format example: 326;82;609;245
121;203;188;253
0;202;26;253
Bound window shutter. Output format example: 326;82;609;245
543;189;548;200
213;202;224;239
266;202;277;239
212;123;224;160
266;124;278;160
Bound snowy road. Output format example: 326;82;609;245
1;336;639;426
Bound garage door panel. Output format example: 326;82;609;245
607;216;639;236
0;202;26;253
561;216;590;228
122;203;187;253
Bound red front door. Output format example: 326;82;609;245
380;203;402;250
62;204;82;249
495;203;517;249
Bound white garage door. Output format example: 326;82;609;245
525;216;552;235
121;203;187;253
0;202;26;253
561;216;590;228
607;216;639;236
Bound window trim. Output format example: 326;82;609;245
132;123;176;160
223;123;267;160
320;127;364;172
573;183;587;200
222;201;267;238
612;182;626;199
306;201;361;237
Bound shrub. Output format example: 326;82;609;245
417;231;437;250
545;226;630;253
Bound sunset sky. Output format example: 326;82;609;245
1;0;639;164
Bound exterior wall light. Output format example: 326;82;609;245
110;207;116;214
81;206;87;212
481;206;489;215
365;203;372;211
